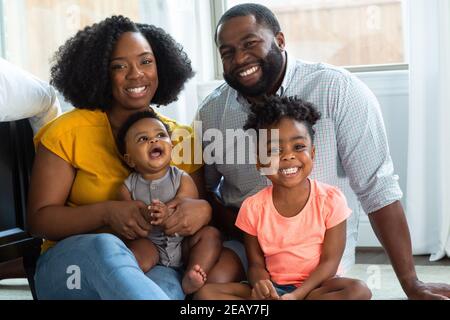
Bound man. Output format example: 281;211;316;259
194;3;450;299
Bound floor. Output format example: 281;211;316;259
356;247;450;266
0;248;449;300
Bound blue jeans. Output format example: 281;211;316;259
35;233;185;300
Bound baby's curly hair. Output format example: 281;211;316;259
116;110;171;156
244;96;321;142
50;15;194;111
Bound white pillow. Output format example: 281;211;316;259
0;58;61;134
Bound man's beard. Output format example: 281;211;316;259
223;43;284;98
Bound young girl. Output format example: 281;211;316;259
115;110;222;295
196;96;371;300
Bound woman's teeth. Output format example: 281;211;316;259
126;86;146;93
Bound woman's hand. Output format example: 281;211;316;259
251;280;280;300
163;198;212;236
104;200;153;240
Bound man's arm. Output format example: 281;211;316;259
331;75;450;299
369;201;450;299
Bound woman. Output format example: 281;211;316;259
28;16;211;300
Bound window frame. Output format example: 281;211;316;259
212;0;408;79
0;0;5;58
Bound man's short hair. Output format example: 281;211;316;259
215;3;281;44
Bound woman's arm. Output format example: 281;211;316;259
245;233;279;300
289;220;347;300
27;144;152;241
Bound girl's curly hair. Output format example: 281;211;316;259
50;15;194;111
244;95;321;142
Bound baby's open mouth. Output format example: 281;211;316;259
149;146;163;159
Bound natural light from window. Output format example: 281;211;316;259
226;0;406;68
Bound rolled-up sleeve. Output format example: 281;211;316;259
334;75;403;214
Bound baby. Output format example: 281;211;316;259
116;110;222;294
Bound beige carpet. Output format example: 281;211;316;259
1;264;449;300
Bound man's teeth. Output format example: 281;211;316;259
239;66;258;77
127;86;146;93
281;167;299;175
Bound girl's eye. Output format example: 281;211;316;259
295;144;306;151
142;59;153;65
270;147;281;155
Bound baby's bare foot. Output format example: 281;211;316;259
182;264;207;294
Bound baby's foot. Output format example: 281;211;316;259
182;264;207;294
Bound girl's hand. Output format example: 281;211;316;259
149;199;170;226
251;280;280;300
280;293;297;300
105;200;152;240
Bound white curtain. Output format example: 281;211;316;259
139;0;216;125
406;0;450;260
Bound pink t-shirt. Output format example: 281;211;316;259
235;179;351;286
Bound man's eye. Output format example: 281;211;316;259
221;51;232;59
244;41;256;48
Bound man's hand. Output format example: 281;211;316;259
404;279;450;300
251;280;280;300
163;198;211;236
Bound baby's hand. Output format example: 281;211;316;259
149;199;169;226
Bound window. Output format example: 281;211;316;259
225;0;406;68
1;0;144;82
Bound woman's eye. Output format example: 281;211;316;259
142;59;153;65
111;64;126;70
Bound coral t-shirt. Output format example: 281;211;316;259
235;179;351;286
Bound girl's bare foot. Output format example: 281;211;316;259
182;264;207;294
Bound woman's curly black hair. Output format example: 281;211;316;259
50;15;194;111
244;95;321;142
116;110;171;156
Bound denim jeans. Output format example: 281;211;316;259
34;233;185;300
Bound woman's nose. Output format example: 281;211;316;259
127;64;144;79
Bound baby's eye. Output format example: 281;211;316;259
157;132;167;138
137;136;149;143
